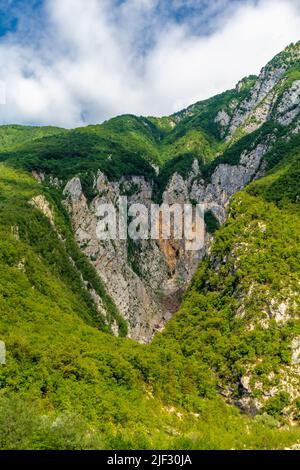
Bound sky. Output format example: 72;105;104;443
0;0;299;128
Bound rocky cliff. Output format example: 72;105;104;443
1;42;300;434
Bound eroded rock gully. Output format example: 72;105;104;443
63;144;269;343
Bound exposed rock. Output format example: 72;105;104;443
16;259;26;273
30;195;54;226
32;170;45;183
11;225;20;241
292;338;300;365
88;288;108;321
292;118;300;135
111;320;119;337
64;176;171;342
0;341;5;365
59;46;300;344
285;444;300;451
215;110;230;138
268;299;290;323
49;176;63;188
32;171;63;188
276;81;300;126
63;177;84;203
243;91;276;134
190;143;269;224
162;173;189;205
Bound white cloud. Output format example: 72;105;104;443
0;0;299;127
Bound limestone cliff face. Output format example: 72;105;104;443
213;45;300;140
63;175;169;342
275;80;300;126
62;137;272;342
51;43;300;343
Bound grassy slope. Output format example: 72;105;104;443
0;75;256;185
0;125;66;150
0;87;254;211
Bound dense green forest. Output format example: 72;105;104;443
0;42;300;449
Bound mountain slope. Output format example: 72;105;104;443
0;42;300;449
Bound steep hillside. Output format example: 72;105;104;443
0;42;299;341
162;157;300;418
0;165;126;334
1;164;300;450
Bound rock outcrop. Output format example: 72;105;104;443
62;135;272;342
59;42;300;343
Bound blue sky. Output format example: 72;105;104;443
0;0;299;127
0;0;254;37
0;0;260;59
0;0;42;36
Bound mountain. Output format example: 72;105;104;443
0;42;300;449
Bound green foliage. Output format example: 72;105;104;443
160;186;300;417
263;393;290;418
1;395;299;450
204;210;220;234
267;41;300;70
0;125;65;151
0;77;271;202
127;237;142;277
0;396;94;450
204;121;283;178
1;162;300;449
1;46;300;449
154;153;201;202
0;164;124;334
169;82;256;141
0;127;157;184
